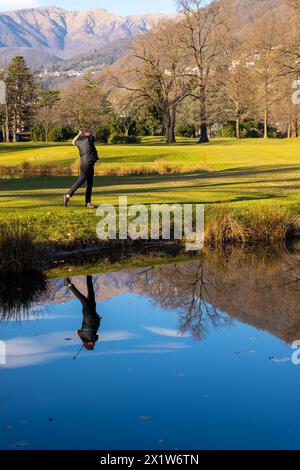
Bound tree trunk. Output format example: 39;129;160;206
166;107;176;144
294;118;299;138
264;108;268;139
264;83;268;139
5;103;10;142
236;116;241;139
198;87;209;144
287;122;291;139
12;108;17;143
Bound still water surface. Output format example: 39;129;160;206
0;249;300;450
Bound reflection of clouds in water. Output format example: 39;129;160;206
3;351;71;369
90;342;189;358
144;326;190;338
3;330;137;369
5;314;72;322
4;332;74;369
100;331;137;342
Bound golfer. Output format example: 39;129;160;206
64;128;99;209
65;276;101;351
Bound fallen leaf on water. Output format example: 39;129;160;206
9;441;28;448
139;416;150;422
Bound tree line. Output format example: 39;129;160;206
1;0;300;144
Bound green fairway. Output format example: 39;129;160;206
1;136;300;172
0;137;299;245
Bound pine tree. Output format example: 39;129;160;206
5;56;36;142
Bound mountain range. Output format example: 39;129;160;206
0;6;168;68
0;1;286;76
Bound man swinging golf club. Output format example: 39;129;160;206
64;128;99;209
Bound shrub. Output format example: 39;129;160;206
127;135;141;144
108;133;141;144
48;126;72;142
31;124;45;142
175;123;196;138
240;121;263;138
95;126;111;143
216;122;236;138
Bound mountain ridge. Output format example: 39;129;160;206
0;2;286;75
0;6;168;58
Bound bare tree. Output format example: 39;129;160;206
58;78;112;131
112;20;192;143
215;37;256;139
35;89;60;142
245;14;283;138
177;0;232;143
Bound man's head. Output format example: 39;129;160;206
81;128;92;138
84;341;95;351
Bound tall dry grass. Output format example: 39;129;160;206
0;163;73;177
0;160;210;177
205;205;300;245
0;221;39;273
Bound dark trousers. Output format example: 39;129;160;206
69;275;96;312
68;162;94;204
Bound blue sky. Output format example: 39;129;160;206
0;0;177;15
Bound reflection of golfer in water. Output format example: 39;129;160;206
64;276;101;351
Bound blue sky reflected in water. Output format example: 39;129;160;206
0;261;300;450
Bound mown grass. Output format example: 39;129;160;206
1;136;300;172
0;137;299;251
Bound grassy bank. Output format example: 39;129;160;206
0;138;299;257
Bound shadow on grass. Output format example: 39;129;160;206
0;143;72;153
1;164;300;190
0;187;285;211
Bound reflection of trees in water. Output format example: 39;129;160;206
0;272;47;322
133;261;233;341
132;247;300;343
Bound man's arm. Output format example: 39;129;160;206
72;130;82;146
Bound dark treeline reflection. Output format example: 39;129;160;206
0;272;47;322
129;246;300;343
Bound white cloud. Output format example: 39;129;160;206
0;0;41;12
144;326;190;338
2;330;136;368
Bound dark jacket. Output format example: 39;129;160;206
69;276;101;344
75;136;99;164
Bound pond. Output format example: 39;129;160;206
0;246;300;450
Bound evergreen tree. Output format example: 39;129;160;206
5;56;36;142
